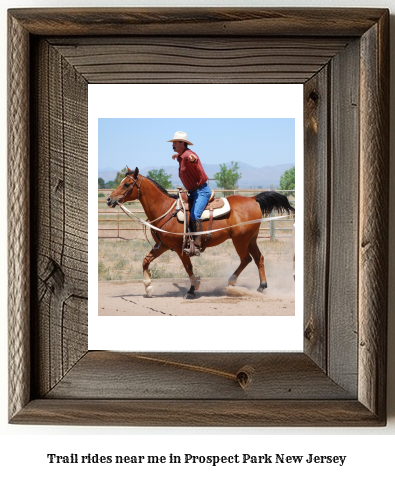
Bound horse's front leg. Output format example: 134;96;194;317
177;251;200;299
142;243;169;297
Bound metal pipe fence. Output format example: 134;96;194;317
98;189;295;241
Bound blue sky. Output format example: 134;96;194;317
98;118;295;171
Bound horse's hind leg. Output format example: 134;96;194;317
142;243;169;297
228;237;253;286
248;235;267;292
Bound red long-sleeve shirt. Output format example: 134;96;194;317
176;148;208;192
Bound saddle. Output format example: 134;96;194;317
179;190;221;209
175;188;231;254
176;191;230;222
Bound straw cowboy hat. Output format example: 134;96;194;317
167;131;193;145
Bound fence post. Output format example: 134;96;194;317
270;184;276;241
270;210;276;241
117;208;120;238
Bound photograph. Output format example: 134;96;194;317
88;84;303;351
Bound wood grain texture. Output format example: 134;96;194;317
49;37;350;84
7;8;389;426
359;12;389;420
8;8;387;37
31;39;88;397
11;399;384;427
327;39;360;396
8;12;31;421
303;67;330;370
46;352;354;400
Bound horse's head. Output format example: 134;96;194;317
106;166;141;208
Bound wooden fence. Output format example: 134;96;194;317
98;189;295;241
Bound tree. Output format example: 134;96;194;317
279;166;295;197
147;168;173;189
98;177;105;189
114;167;130;187
104;180;116;189
213;162;242;196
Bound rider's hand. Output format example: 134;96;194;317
172;154;178;160
189;154;197;162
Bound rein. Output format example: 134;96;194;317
118;203;292;237
114;175;293;244
147;201;177;224
115;173;176;248
142;201;177;249
116;174;176;223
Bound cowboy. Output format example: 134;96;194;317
168;131;211;256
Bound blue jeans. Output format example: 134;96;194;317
189;183;211;221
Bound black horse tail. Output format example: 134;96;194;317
254;191;295;216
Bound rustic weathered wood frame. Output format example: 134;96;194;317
8;8;389;426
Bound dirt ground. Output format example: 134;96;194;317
98;221;295;317
98;267;295;317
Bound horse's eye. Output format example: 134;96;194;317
124;183;130;188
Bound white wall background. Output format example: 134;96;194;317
1;0;394;476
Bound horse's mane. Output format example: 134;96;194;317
145;176;178;199
124;171;178;199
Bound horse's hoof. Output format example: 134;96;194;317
146;285;154;298
183;292;196;300
257;282;267;292
228;274;238;286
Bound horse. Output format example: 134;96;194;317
106;167;295;298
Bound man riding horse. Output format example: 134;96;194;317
169;131;211;256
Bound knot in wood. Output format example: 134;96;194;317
304;322;314;341
236;365;254;390
308;91;319;103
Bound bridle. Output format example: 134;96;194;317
115;174;144;204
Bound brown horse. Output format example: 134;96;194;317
107;167;294;298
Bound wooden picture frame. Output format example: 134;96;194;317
8;8;389;426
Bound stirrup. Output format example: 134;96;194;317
183;248;201;257
183;241;200;256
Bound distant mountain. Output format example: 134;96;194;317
199;162;294;189
98;169;119;182
99;162;294;189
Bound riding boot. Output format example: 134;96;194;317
183;219;203;256
193;219;203;253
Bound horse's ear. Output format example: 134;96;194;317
134;167;139;179
126;165;132;174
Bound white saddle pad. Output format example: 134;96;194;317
177;197;231;222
